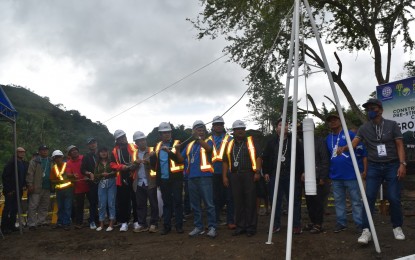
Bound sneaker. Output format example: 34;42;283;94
227;223;236;230
188;227;205;237
272;227;281;233
106;226;113;232
176;227;184;234
75;224;83;229
133;222;139;229
393;227;405;240
206;227;217;238
160;228;171;235
293;227;303;235
120;223;128;232
333;224;347;233
133;225;149;233
96;226;103;232
357;228;372;244
149;225;158;233
90;222;97;230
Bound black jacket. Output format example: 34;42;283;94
2;156;28;195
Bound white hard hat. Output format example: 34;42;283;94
133;131;146;141
212;116;224;124
52;150;64;158
193;120;205;129
113;129;126;140
232;120;246;129
66;145;78;154
158;122;172;132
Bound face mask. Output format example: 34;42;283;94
368;110;378;120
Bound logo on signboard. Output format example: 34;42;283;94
402;87;411;96
381;86;393;100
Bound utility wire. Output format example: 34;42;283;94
103;54;227;123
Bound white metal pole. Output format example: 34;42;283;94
265;3;297;245
13;122;23;234
303;0;380;253
285;0;300;259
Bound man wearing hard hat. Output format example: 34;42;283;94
110;129;139;232
208;116;235;229
132;131;159;233
223;120;261;237
176;120;217;238
50;150;73;231
150;122;184;235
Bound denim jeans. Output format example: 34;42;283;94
188;177;216;229
268;176;301;228
362;161;403;229
160;178;183;229
56;187;73;226
332;179;362;228
98;178;117;221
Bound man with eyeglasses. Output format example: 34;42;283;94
337;98;406;244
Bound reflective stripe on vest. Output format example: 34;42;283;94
186;140;214;173
209;134;230;163
148;147;156;176
112;143;137;186
155;140;184;173
226;136;257;172
53;163;72;189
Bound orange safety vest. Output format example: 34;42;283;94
226;136;257;172
208;134;230;163
155;140;184;173
185;140;214;173
112;143;138;186
53;163;72;190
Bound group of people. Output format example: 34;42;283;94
0;98;408;245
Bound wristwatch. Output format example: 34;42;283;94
400;161;407;166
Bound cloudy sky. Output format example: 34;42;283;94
0;1;413;139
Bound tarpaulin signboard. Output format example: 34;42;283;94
377;76;415;161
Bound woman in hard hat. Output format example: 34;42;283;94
50;150;73;231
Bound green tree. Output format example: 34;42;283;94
190;0;415;125
404;60;415;77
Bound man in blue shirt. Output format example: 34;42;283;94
209;116;235;229
176;120;217;238
326;114;363;233
150;122;184;235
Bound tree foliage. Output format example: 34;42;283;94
190;0;415;127
0;85;114;174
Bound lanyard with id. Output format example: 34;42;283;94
375;121;387;157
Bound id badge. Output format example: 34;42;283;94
377;144;387;157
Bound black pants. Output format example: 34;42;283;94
160;178;183;229
87;182;99;224
117;182;138;223
213;174;226;223
230;171;257;233
74;192;87;225
305;181;330;226
136;185;158;227
1;192;19;231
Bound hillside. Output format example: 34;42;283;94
0;85;114;174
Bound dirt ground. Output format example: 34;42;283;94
2;175;415;259
0;202;414;260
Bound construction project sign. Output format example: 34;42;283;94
377;76;415;161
